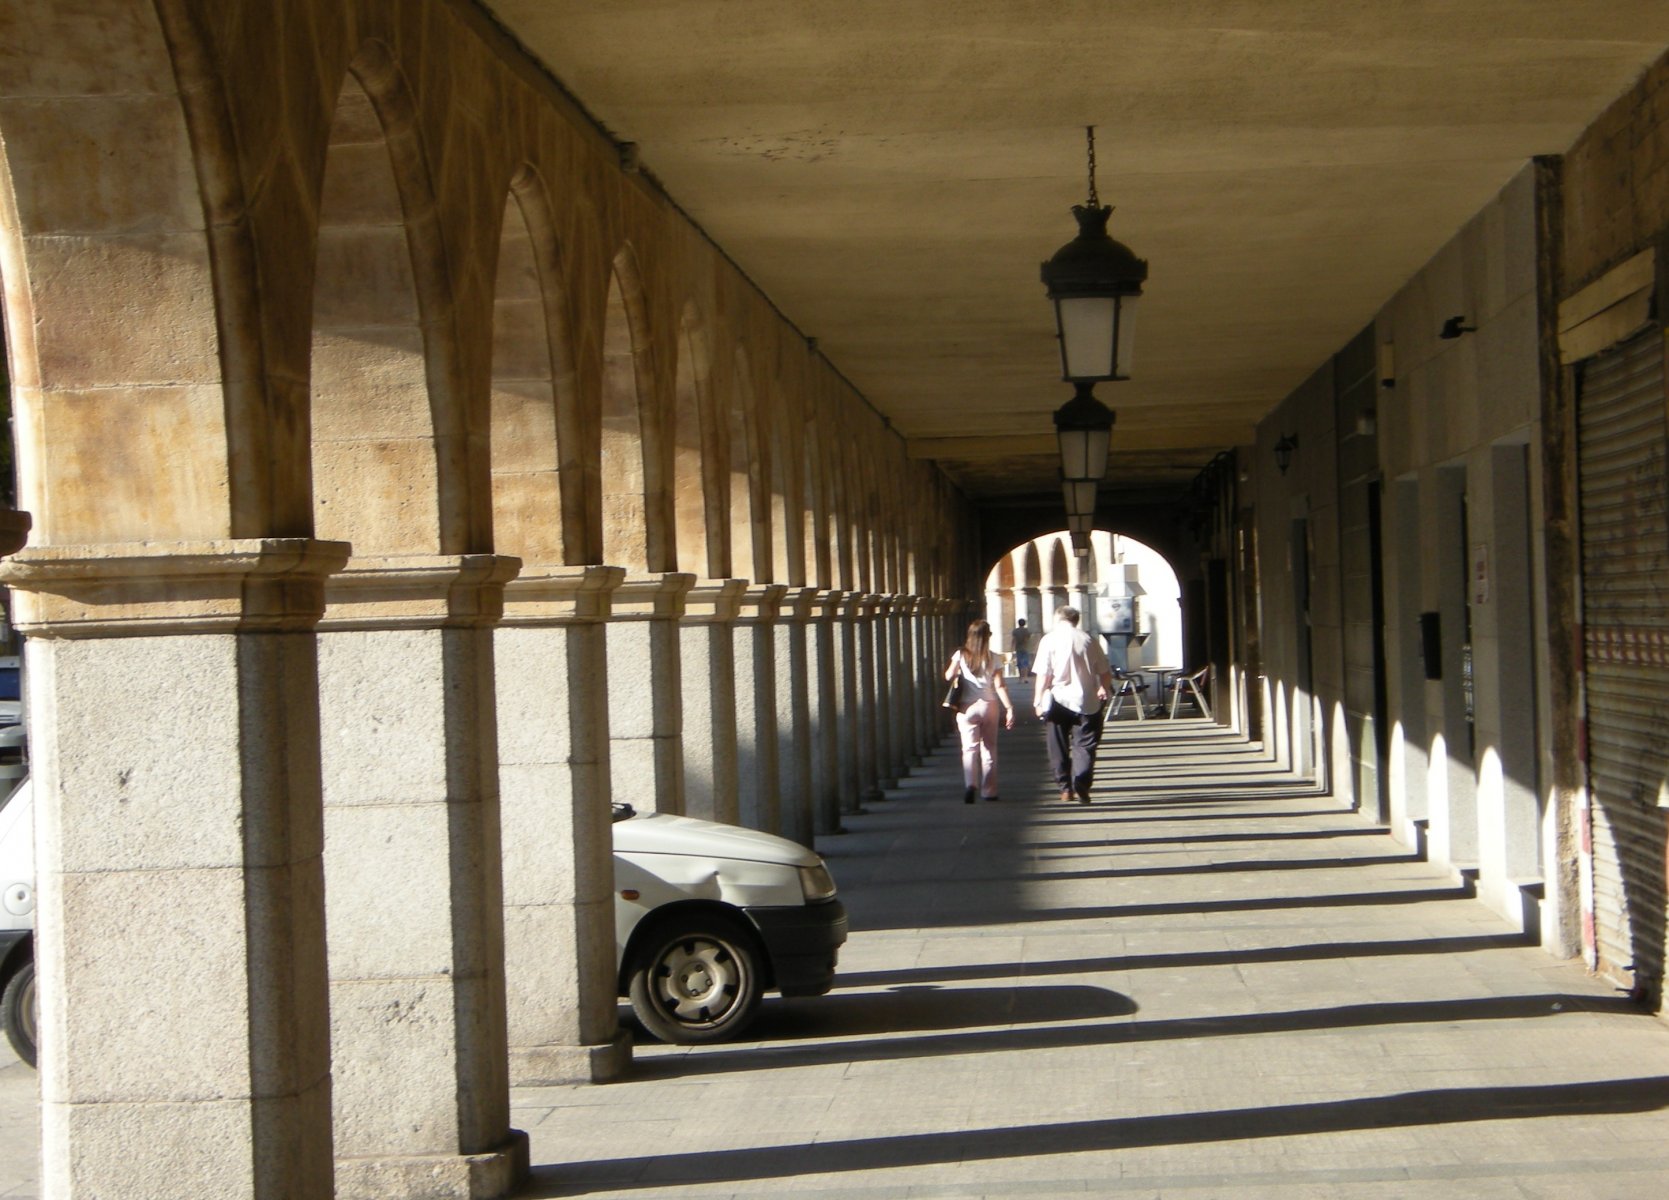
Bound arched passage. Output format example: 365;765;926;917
310;71;447;556
729;349;764;581
672;302;718;578
489;170;578;567
987;529;1186;675
600;248;661;572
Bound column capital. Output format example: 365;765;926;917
609;571;697;619
734;582;789;624
501;564;626;625
777;586;820;623
0;537;352;638
320;553;521;630
810;589;848;619
682;578;750;624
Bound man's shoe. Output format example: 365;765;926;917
1076;789;1091;804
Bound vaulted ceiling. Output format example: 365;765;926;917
483;1;1669;503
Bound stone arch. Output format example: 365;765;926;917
489;166;582;567
1021;542;1043;588
994;554;1017;589
311;50;469;556
764;390;792;583
672;300;720;578
825;412;852;590
802;404;830;588
0;0;246;544
600;244;664;572
1046;537;1070;592
728;347;765;580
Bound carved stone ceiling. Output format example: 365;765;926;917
482;1;1669;501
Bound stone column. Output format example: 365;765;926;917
873;596;898;788
605;573;695;813
733;584;786;832
893;597;921;771
680;580;746;825
809;590;845;835
776;588;818;847
317;555;527;1199
910;597;932;756
1;538;346;1200
496;565;629;1086
833;592;864;816
855;594;884;805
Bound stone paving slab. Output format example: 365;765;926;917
3;703;1669;1198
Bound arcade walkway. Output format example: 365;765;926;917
4;700;1669;1198
516;694;1669;1198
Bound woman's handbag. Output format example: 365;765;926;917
941;676;966;710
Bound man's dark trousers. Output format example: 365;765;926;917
1045;703;1106;799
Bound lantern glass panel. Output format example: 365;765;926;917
1115;295;1138;376
1057;424;1111;482
1056;296;1117;380
1062;479;1098;516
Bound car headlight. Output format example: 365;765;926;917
798;862;837;902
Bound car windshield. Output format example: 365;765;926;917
610;802;636;823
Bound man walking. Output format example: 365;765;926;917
1033;606;1115;803
1010;617;1033;676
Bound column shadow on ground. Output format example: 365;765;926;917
620;992;1641;1082
522;1076;1669;1195
833;931;1539;989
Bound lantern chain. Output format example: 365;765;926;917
1085;125;1099;208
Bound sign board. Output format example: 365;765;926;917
1470;543;1489;606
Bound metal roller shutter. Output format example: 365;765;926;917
1577;328;1669;1002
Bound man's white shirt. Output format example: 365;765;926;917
1035;624;1112;715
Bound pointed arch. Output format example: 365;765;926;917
1021;541;1043;588
0;0;245;543
728;347;765;581
489;166;581;567
803;406;830;589
1047;537;1070;592
672;300;719;578
600;245;665;572
311;53;466;556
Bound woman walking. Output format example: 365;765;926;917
944;619;1017;803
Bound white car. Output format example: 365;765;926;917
0;781;845;1064
611;802;846;1044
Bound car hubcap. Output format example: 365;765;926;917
655;937;741;1025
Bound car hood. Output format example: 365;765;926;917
613;811;821;868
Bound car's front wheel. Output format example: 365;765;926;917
627;913;764;1045
2;956;36;1068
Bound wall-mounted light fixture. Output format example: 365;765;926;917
1040;126;1148;384
1273;433;1299;475
1439;315;1476;339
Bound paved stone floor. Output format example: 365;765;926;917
4;692;1669;1197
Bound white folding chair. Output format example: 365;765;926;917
1167;666;1212;719
1109;669;1147;720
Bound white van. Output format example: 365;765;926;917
0;781;845;1064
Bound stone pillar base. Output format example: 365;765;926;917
510;1029;632;1086
336;1132;530;1200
